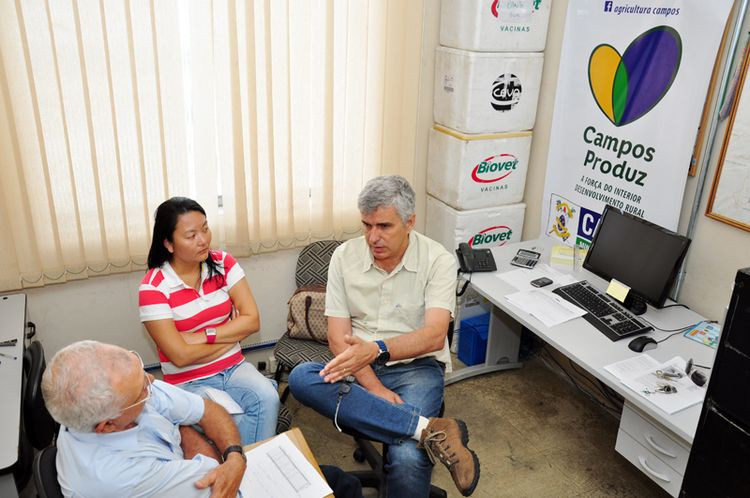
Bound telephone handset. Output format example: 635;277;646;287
455;242;497;273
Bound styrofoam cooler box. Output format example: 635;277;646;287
427;124;531;210
426;195;525;251
434;47;543;134
440;0;551;52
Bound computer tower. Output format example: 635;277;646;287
680;268;750;497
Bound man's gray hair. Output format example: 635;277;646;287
357;175;415;224
41;340;134;432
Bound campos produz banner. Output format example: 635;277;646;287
541;0;732;247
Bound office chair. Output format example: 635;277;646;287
341;320;455;498
12;339;58;492
342;403;448;498
11;431;33;493
276;405;292;434
33;446;63;498
344;323;453;498
23;341;59;449
273;240;340;402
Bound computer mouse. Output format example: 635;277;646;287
628;336;657;352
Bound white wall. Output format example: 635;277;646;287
523;0;750;322
23;248;300;365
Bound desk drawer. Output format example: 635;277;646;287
616;429;682;497
618;404;689;474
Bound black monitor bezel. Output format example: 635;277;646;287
582;205;691;308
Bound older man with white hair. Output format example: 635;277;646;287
42;340;246;498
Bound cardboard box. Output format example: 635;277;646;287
427;124;531;209
440;0;551;52
425;195;525;251
434;47;543;133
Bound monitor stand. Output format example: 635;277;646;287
625;293;647;316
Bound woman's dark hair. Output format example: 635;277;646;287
147;197;222;283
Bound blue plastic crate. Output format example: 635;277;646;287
458;313;490;366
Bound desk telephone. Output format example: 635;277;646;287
456;242;497;273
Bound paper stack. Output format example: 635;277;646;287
604;355;706;415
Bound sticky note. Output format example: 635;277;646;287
607;279;630;303
550;245;574;269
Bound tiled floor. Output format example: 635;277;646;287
288;356;671;498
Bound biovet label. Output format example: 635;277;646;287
471;153;518;193
468;225;514;247
491;0;544;29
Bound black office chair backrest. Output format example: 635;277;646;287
33;446;63;498
295;240;341;287
23;341;58;449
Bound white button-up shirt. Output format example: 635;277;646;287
325;230;457;371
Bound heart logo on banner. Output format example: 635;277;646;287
588;26;682;127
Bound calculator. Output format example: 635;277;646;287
510;249;541;269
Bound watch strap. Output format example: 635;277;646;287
222;444;246;463
375;340;388;353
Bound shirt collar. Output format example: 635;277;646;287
63;404;155;451
162;260;208;290
359;231;418;273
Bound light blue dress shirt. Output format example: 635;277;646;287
56;379;232;498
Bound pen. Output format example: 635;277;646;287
0;352;17;360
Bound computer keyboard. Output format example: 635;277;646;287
552;280;652;341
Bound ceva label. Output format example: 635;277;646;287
471;154;518;183
469;226;513;247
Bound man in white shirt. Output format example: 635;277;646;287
289;175;480;497
42;340;246;498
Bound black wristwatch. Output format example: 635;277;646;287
222;445;247;463
373;340;390;365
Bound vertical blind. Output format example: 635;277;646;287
0;0;425;291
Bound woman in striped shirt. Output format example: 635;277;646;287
139;197;280;444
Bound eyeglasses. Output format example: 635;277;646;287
120;350;153;412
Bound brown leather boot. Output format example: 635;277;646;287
418;417;480;496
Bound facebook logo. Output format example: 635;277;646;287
604;1;613;12
577;207;601;242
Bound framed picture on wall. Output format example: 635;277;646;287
706;37;750;232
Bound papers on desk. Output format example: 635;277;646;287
604;355;706;415
505;288;586;327
240;432;333;498
497;264;578;292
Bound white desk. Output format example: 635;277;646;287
0;293;26;497
446;239;715;496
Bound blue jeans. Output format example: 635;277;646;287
289;358;445;498
180;361;280;445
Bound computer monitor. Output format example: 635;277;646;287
583;205;691;311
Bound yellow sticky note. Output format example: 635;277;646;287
607;279;630;303
550;245;574;269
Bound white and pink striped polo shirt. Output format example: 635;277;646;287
138;250;245;384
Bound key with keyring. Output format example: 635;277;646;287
655;384;678;394
655;369;683;380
